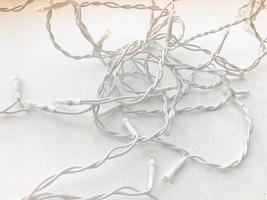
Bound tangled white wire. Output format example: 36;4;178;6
1;0;267;199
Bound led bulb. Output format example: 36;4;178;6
13;75;23;100
147;157;157;190
163;156;188;184
165;109;176;136
122;118;137;137
36;2;69;12
97;29;111;46
53;98;82;106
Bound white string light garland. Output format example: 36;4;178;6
1;0;267;199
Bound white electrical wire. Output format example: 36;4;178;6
0;0;34;12
0;0;267;199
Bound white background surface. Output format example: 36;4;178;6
0;0;267;199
